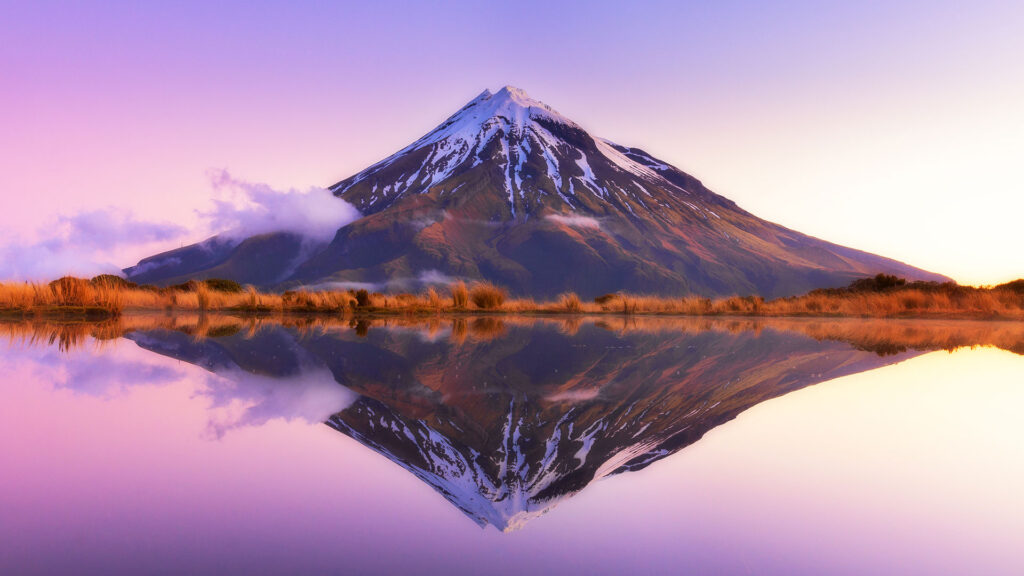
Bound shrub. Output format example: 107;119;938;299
469;282;506;309
593;293;618;305
744;295;764;313
170;280;200;292
451;281;469;308
849;274;906;292
204;278;243;293
355;289;370;307
996;279;1024;294
89;274;136;289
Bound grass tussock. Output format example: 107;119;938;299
469;282;507;309
557;292;582;313
451;281;469;308
0;273;1022;320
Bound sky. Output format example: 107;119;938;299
0;0;1021;284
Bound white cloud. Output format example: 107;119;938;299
418;269;459;285
203;170;361;242
0;171;363;281
0;209;188;281
545;214;602;229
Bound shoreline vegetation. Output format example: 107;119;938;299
0;274;1022;321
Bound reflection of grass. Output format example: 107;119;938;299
4;313;1023;357
1;274;1022;320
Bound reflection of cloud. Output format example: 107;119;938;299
200;367;358;438
545;388;601;403
1;343;187;397
127;329;360;436
204;170;361;242
3;335;357;439
545;214;601;229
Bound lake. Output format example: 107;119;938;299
1;315;1022;575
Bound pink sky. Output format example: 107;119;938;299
1;1;1021;284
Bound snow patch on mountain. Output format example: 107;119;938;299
595;138;660;180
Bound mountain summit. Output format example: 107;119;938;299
329;84;677;221
126;86;948;297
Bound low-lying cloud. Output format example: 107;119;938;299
204;170;361;242
303;269;462;293
417;269;459;285
545;214;602;229
0;209;189;281
0;171;363;281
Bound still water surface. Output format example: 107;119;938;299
1;316;1022;575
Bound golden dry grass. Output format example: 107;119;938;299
451;281;469;308
469;282;507;309
556;292;582;312
0;277;1022;320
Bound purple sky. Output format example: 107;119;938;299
1;1;1021;284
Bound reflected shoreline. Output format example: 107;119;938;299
2;312;1022;356
4;313;1021;532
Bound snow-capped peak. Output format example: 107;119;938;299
412;85;577;149
330;85;686;218
490;85;566;121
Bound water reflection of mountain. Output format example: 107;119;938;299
120;317;946;531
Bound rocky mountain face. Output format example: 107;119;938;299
126;318;919;531
126;86;948;297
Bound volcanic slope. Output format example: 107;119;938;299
126;86;948;297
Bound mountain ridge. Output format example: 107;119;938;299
126;86;949;297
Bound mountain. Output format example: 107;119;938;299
124;317;922;531
126;86;949;297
